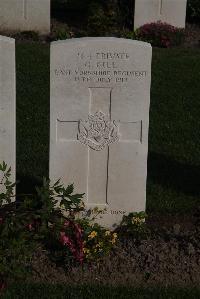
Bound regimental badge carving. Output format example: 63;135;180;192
77;111;119;151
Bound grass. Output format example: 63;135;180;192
15;42;200;215
3;284;200;299
148;48;200;214
16;42;50;194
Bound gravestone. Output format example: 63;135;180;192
0;36;15;193
50;38;152;228
0;0;50;34
134;0;187;29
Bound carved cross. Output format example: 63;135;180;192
23;0;28;19
159;0;163;16
57;87;142;206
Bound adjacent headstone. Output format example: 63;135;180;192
134;0;187;29
50;37;152;228
0;36;15;192
0;0;50;34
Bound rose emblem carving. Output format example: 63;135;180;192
77;111;119;151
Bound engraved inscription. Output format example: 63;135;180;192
54;50;148;84
77;111;119;151
91;209;126;215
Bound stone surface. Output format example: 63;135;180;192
134;0;187;29
0;0;50;34
50;37;152;228
0;36;15;193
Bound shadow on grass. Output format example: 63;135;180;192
148;152;200;197
3;284;200;299
16;173;43;196
16;151;200;199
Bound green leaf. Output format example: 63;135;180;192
53;179;61;187
65;184;74;195
2;161;7;171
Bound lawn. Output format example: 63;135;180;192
148;47;200;214
3;284;200;299
16;42;200;215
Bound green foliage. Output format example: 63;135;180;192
187;0;200;23
15;31;39;41
0;163;85;281
87;1;119;36
0;162;119;283
51;0;135;37
51;0;88;11
34;178;84;220
119;212;149;239
117;0;135;29
135;22;185;48
51;22;72;41
121;30;136;39
0;219;34;280
78;215;118;260
0;162;15;207
0;163;33;281
53;27;71;40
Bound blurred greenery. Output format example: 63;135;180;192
51;0;134;32
187;0;200;23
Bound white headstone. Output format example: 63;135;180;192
50;37;152;228
0;36;15;193
134;0;187;29
0;0;50;34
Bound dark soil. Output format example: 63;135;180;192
27;215;200;287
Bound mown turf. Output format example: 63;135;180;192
2;284;200;299
16;42;50;193
148;48;200;214
15;42;200;214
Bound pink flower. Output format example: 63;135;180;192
74;251;84;264
26;223;34;231
60;231;71;246
63;220;70;227
74;223;82;237
60;221;84;264
165;41;170;47
0;281;6;292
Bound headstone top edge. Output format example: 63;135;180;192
51;37;152;48
0;35;15;44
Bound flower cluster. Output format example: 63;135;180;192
58;219;118;262
82;223;118;260
59;220;84;263
0;162;119;288
120;211;149;239
131;216;145;225
26;219;41;232
136;21;185;48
